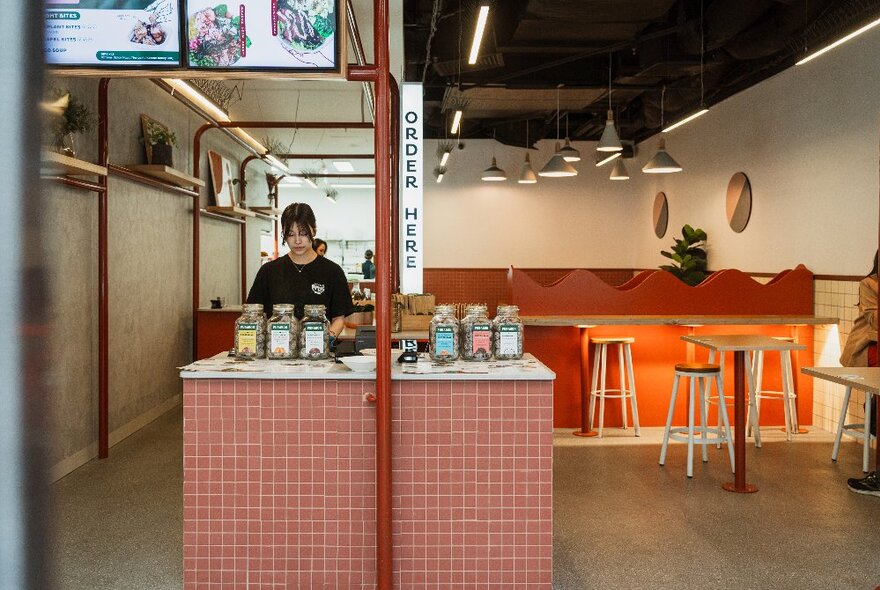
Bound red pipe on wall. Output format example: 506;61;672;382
390;76;400;292
98;78;110;459
371;0;393;585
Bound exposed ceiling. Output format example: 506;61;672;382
403;0;880;148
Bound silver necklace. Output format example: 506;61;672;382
292;261;306;273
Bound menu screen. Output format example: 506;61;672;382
45;0;182;67
185;1;339;71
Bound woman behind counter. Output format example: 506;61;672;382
247;203;353;339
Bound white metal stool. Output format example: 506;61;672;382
832;386;877;473
588;337;640;437
660;363;735;478
705;349;763;448
749;337;799;441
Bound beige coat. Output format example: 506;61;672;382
840;275;878;367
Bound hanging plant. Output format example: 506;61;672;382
45;88;95;157
660;224;708;286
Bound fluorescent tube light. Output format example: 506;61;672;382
163;79;229;122
450;110;463;134
663;108;709;133
440;151;450;167
264;154;289;174
329;183;376;189
436;172;444;184
468;4;490;65
332;160;355;172
595;152;621;167
796;17;880;65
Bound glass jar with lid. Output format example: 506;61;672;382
493;305;524;360
234;303;266;359
460;304;493;361
266;303;299;359
429;304;459;361
299;304;330;360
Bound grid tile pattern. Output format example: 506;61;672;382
183;377;554;589
812;279;869;433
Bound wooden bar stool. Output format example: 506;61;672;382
660;363;735;478
749;336;799;440
588;337;640;437
832;386;877;473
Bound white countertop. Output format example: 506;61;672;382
179;352;555;381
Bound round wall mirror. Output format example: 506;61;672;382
726;172;752;233
653;192;669;238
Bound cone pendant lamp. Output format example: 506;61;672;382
539;143;577;177
481;156;507;181
597;110;623;152
518;152;537;183
642;138;682;174
609;157;630;180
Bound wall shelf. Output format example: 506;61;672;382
205;205;256;220
250;206;281;216
200;208;246;225
127;164;205;189
41;151;107;178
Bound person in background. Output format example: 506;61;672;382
839;251;879;496
313;238;327;256
247;203;352;342
361;249;375;280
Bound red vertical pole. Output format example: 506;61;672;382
192;124;211;359
390;77;400;293
98;78;110;459
373;0;393;586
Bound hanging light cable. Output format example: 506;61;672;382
559;113;580;162
482;129;507;181
643;85;683;173
664;0;709;132
518;120;537;184
597;54;623;152
539;85;578;177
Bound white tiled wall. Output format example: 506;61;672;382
812;279;869;434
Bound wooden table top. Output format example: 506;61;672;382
521;315;837;327
681;334;808;351
801;366;880;394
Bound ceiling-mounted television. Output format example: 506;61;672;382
183;1;344;76
45;0;183;68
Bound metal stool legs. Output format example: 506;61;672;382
832;386;876;473
588;340;640;437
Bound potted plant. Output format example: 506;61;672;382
143;122;178;167
660;224;708;286
47;89;95;158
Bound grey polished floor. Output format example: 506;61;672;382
51;409;879;589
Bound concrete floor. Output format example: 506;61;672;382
50;408;880;589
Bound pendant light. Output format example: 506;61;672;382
559;114;580;162
482;130;507;181
642;86;683;174
609;157;630;180
596;55;622;152
518;120;537;184
663;0;709;132
539;86;578;177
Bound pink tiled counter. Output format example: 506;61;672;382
180;355;555;589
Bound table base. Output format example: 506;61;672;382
722;481;759;493
573;430;598;438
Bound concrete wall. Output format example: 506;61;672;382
45;77;253;478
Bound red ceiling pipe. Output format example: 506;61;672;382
98;78;110;459
372;0;392;586
390;76;400;292
45;176;105;192
212;121;373;129
107;165;199;198
238;155;261;204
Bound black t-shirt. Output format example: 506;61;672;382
361;260;375;280
246;255;353;319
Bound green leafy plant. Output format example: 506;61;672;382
660;224;708;286
142;123;177;147
46;88;95;150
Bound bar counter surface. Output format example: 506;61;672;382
180;353;555;588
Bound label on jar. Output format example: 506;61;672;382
237;323;258;354
498;324;520;355
434;325;455;356
472;324;491;353
270;323;291;355
304;323;325;354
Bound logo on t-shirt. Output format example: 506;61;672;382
312;283;325;295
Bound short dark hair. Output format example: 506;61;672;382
281;203;317;241
313;238;328;253
364;249;373;259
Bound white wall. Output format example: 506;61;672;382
424;29;880;275
423;139;637;268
